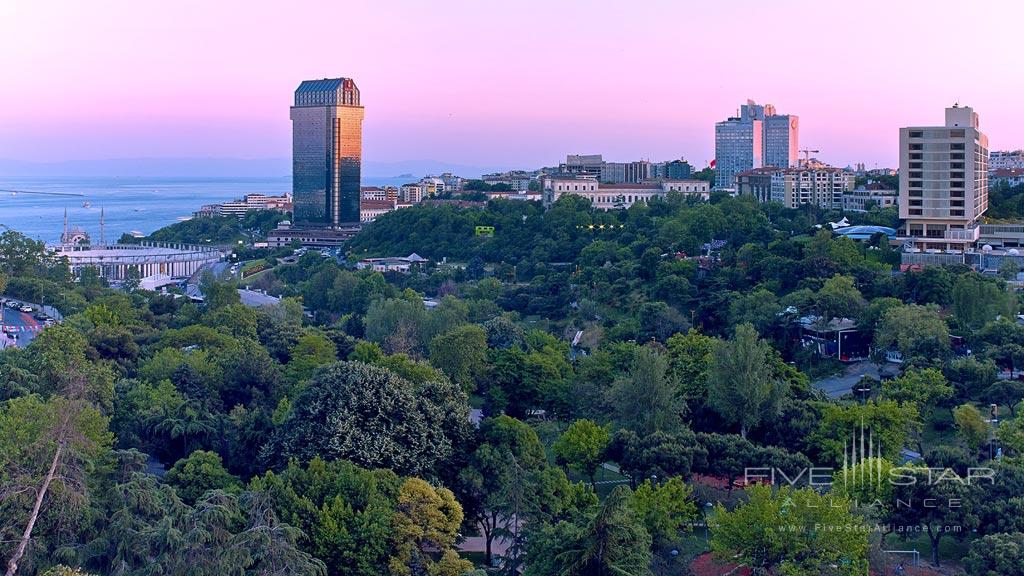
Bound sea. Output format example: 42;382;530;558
0;176;414;244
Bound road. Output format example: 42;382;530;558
811;360;899;398
1;305;44;349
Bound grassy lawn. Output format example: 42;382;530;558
884;530;975;569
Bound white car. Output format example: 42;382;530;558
20;306;33;313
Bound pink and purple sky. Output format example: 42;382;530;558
2;0;1023;170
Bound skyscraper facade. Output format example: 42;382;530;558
291;78;364;227
714;101;764;189
763;113;799;169
898;105;989;251
714;100;799;189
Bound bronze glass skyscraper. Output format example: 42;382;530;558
291;78;364;227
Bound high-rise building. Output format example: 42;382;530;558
715;100;764;189
291;77;365;227
763;113;799;169
898;105;989;251
714;100;799;189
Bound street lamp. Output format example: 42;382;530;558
703;501;714;550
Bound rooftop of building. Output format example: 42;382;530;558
992;168;1024;177
360;199;396;209
293;77;360;107
598;183;662;190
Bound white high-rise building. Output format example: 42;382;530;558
898;105;989;251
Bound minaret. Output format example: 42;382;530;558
62;208;68;243
99;207;106;246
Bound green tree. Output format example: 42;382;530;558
606;428;704;487
629;477;697;545
953;403;989;452
874;304;949;363
0;393;112;576
388;478;472;576
885;467;976;567
814;400;919;465
608;346;682;436
999;259;1021;281
524;486;652;576
986;380;1024;416
952;274;1018;329
553;419;611;487
964;532;1024;576
264;361;470;478
710;484;869;575
283;333;337;390
429;324;488;392
881;368;953;418
665;329;716;401
815;274;866;324
164;450;241;504
459;415;576;566
707;323;785;439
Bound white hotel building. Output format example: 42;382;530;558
898;105;989;251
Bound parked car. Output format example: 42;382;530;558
20;306;34;313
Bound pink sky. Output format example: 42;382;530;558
2;0;1023;170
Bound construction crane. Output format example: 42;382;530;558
799;149;820;167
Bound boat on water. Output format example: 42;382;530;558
130;231;144;238
82;201;91;208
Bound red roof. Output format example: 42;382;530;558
690;553;753;576
598;183;662;190
360;199;395;209
993;168;1024;177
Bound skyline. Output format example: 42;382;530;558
3;0;1024;171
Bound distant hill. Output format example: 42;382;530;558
0;158;523;179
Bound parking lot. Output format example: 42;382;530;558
1;300;51;349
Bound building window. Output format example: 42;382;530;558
909;131;923;137
910;209;922;215
951;143;965;150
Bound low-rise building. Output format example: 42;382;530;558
991;168;1024;187
543;176;708;208
400;183;424;204
419;177;445;196
196;194;292;219
267;220;360;248
737;166;854;209
359;198;399;222
842;184;897;212
736;168;774;203
990;150;1024;172
356;253;428;273
362;186;399;201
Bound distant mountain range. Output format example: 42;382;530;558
0;158;522;179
